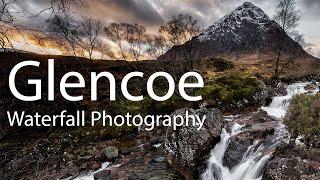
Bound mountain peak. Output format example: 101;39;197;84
241;2;256;8
234;1;270;21
159;2;308;62
198;2;270;42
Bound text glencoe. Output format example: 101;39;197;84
9;59;204;102
7;59;207;131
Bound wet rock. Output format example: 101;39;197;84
94;169;111;179
253;80;272;106
275;82;287;96
150;137;162;145
78;155;94;160
223;127;275;169
143;143;155;151
165;108;223;179
60;166;80;179
94;152;103;160
224;112;276;169
120;146;141;155
90;161;102;171
263;144;320;180
250;110;275;123
223;135;254;169
98;139;181;179
102;146;119;161
233;111;276;126
304;83;317;91
263;157;319;180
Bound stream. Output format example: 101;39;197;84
201;82;319;180
70;83;318;180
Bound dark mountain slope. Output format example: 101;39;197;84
160;2;312;61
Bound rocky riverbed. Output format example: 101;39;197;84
2;82;320;180
199;82;320;180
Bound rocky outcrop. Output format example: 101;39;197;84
263;145;320;180
224;111;276;169
263;157;320;180
254;80;273;106
92;137;181;180
214;80;272;113
102;146;119;161
165;108;223;179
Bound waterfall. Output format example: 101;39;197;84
202;82;319;180
201;124;243;180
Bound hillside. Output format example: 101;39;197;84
0;50;273;179
159;2;319;77
1;1;320;179
0;46;319;180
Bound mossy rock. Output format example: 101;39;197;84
194;74;262;108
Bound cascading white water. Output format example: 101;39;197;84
261;83;312;119
202;82;319;180
201;124;243;180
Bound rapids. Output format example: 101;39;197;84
201;83;319;180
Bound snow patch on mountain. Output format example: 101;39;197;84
198;2;271;42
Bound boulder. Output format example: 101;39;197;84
223;135;254;169
304;83;317;91
263;145;320;180
94;169;111;179
253;80;273;106
165;108;223;179
263;157;319;180
224;111;276;169
90;161;102;171
102;146;119;161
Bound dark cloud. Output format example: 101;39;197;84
298;0;320;19
99;0;164;25
300;0;320;8
7;0;320;53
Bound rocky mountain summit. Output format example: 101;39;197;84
160;2;307;61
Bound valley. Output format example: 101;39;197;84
1;1;320;180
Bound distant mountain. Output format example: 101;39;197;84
160;2;311;61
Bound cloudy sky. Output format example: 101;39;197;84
12;0;320;57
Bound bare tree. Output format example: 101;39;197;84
45;14;82;57
51;0;88;13
0;0;14;23
29;31;69;54
291;31;306;48
95;41;113;60
0;0;17;49
280;31;306;74
127;24;146;61
273;0;301;80
0;0;89;52
79;16;102;60
36;0;88;18
146;34;169;60
159;14;201;46
104;23;130;60
159;14;201;67
105;23;148;60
